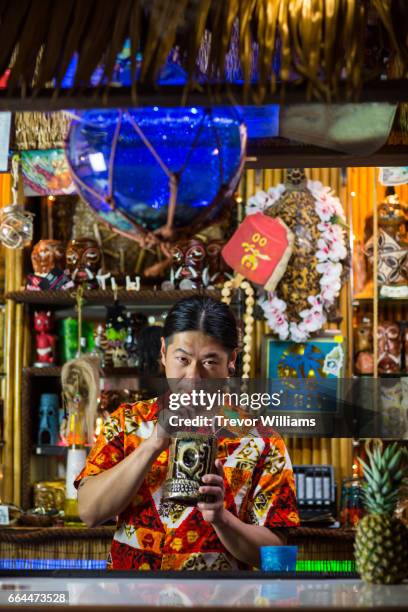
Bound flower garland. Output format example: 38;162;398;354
246;180;347;343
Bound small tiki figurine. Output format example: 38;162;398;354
354;318;374;374
206;239;231;287
169;238;207;289
31;239;65;276
365;188;408;298
34;311;56;367
378;321;402;374
65;237;102;289
27;239;73;291
37;394;60;446
105;303;127;368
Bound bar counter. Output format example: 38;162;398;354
0;571;407;610
3;526;407;611
0;526;356;571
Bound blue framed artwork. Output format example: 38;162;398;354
262;336;345;414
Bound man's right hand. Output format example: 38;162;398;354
145;420;171;455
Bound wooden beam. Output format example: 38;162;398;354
0;80;407;111
245;145;408;169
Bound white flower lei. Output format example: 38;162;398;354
246;180;347;342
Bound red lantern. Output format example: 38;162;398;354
221;213;294;291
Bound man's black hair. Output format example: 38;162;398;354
163;295;238;353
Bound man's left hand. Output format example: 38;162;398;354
198;459;226;526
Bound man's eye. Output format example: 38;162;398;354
177;356;189;365
203;360;217;367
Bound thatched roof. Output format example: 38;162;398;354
0;0;407;109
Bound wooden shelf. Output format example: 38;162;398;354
24;367;62;377
379;372;408;378
0;524;354;540
6;288;220;307
353;296;408;306
23;366;140;378
353;373;408;378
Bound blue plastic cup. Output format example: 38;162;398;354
260;546;298;572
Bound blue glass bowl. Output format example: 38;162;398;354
66;107;246;240
260;546;298;572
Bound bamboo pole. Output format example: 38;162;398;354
372;170;378;379
13;303;23;506
292;437;303;465
246;169;255;201
312;438;321;465
340;438;352;484
3;296;14;502
321;438;331;464
330;438;341;488
2;172;14;502
301;438;312;464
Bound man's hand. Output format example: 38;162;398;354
145;420;171;455
198;459;226;525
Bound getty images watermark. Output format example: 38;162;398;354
166;390;317;429
151;377;407;438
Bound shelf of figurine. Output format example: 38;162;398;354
34;388;144;457
32;309;141;370
25;236;144;294
159;236;232;290
24;234;231;296
31;307;164;371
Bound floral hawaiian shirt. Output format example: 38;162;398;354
74;398;299;570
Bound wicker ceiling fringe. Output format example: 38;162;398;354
0;1;406;102
13;111;72;150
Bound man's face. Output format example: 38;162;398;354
161;331;236;387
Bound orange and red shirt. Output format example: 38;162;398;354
74;398;299;570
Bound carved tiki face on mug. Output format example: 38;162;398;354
31;240;65;276
171;238;206;289
378;321;402;374
65;238;101;284
163;433;217;506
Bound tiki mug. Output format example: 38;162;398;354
65;237;102;289
37;394;60;446
206;239;231;287
33;480;65;512
354;318;374;375
27;239;74;291
170;238;207;289
365;188;408;296
378;321;402;374
31;239;65;276
355;319;373;353
105;303;128;367
163;433;217;506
